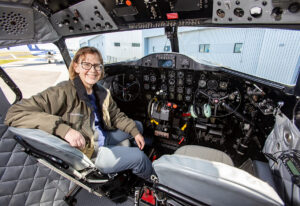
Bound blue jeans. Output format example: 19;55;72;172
95;121;153;179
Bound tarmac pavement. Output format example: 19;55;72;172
0;58;69;103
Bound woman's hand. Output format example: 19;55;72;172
134;133;145;150
64;128;86;149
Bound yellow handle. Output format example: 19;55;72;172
151;119;159;125
181;123;187;131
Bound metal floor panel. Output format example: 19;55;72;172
76;188;148;206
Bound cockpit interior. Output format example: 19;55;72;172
0;0;300;206
102;52;296;166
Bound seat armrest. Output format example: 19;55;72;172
9;127;95;170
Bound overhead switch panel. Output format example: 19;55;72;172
50;0;118;36
213;0;300;24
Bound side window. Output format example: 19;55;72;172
164;46;171;52
132;43;140;47
0;43;68;103
199;44;210;53
234;43;243;53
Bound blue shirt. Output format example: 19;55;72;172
87;93;106;147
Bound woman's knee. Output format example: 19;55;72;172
130;148;148;166
133;149;153;179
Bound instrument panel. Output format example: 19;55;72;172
105;53;294;163
142;69;195;102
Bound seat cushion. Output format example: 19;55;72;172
175;145;234;166
153;154;283;206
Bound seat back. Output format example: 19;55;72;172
0;88;10;136
153;154;284;206
175;145;234;166
0;88;10;123
263;113;300;205
0;87;75;205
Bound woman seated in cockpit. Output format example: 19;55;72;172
5;46;153;180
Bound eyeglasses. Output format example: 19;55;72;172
80;62;104;71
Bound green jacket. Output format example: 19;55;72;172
5;76;140;158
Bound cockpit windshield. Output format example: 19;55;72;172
66;27;300;86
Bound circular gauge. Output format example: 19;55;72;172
143;75;149;82
168;71;175;79
177;94;183;101
161;84;168;91
129;74;135;81
186;87;192;95
168;79;175;85
198;79;207;88
145;93;152;100
186;79;193;85
185;95;192;102
207;79;218;90
144;83;150;90
169;86;175;92
177;71;184;78
150;75;157;83
177;87;184;93
186;74;193;85
177;79;184;86
219;81;228;90
169;93;175;100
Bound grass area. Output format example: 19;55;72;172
18;55;35;58
0;52;35;58
0;59;22;65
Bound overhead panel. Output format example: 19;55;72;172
0;3;34;40
50;0;118;36
0;0;33;4
213;0;300;24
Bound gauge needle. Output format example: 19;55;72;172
126;81;137;88
118;84;125;88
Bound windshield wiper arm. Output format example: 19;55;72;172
165;26;179;53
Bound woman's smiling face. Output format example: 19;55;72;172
74;53;102;90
